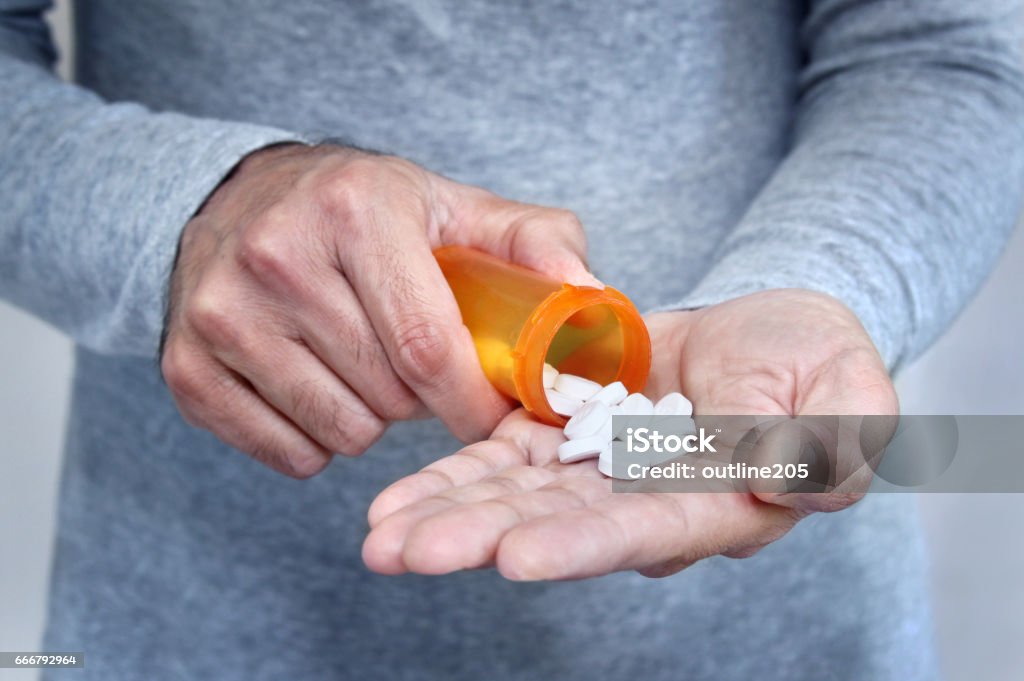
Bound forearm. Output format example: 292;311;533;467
0;4;304;356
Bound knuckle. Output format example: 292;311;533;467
291;382;385;456
312;160;379;222
553;208;584;233
246;438;312;479
519;207;583;237
336;419;386;456
187;286;243;347
391;317;452;386
177;406;206;430
551;208;587;250
508;206;587;260
325;414;385;457
375;390;423;422
281;450;332;479
161;340;206;403
237;217;301;286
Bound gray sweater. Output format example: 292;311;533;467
2;1;1022;679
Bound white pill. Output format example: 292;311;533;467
616;393;654;436
598;410;614;441
655;392;693;416
597;445;630;479
557;434;606;464
553;373;603;401
620;392;654;416
588;381;628;407
651;414;697;437
563;401;611;440
542;363;558;389
609;404;629;439
545;389;583;417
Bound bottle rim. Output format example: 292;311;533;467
512;284;652;426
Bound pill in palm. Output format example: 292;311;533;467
545;371;693;479
563;400;612;440
608;403;628;439
598;409;614;441
557;434;606;464
619;392;654;416
655;392;693;416
542;362;558;389
553;373;603;401
588;381;628;407
597;445;631;479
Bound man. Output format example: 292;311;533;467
2;1;1022;679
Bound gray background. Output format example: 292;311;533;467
1;2;1021;679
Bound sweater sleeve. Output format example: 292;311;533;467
0;0;306;357
663;0;1024;372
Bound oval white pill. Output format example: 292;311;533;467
609;404;628;439
620;392;654;416
588;381;628;407
563;401;611;440
650;414;697;440
599;446;633;480
545;389;583;417
598;410;614;441
542;363;558;389
655;392;693;417
558;434;606;464
553;373;603;401
617;393;654;436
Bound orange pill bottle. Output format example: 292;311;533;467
434;246;651;426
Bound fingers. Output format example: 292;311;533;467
167;145;609;477
366;409;562;526
495;492;799;581
162;345;332;478
367;440;526;528
362;400;799;580
363;463;590;575
746;414;892;514
292;274;427;422
363;409;575;574
333;191;510;443
752;345;898;514
444;184;602;287
367;472;799;580
213;330;386;457
396;475;609;575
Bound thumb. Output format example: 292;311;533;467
442;183;603;288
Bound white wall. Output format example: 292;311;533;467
896;221;1024;681
0;2;1022;680
0;5;74;680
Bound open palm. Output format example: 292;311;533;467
362;289;898;580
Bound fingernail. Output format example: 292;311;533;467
564;270;605;290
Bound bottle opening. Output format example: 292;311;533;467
545;303;623;386
514;286;651;426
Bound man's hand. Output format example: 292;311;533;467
161;144;595;478
362;289;898;580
